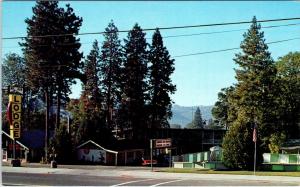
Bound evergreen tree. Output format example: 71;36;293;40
0;54;42;133
275;52;300;138
49;125;73;164
21;1;83;161
53;3;83;129
22;1;61;162
66;99;83;145
99;21;123;129
194;107;203;128
186;107;203;129
222;119;256;169
121;23;149;141
75;40;107;144
22;1;83;129
72;40;118;146
67;97;115;146
149;29;176;128
222;16;277;169
2;53;26;126
212;86;235;130
2;53;26;88
233;16;278;138
82;40;102;113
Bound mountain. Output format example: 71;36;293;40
169;104;213;128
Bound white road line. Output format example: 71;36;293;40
150;179;185;187
3;183;39;186
111;178;157;186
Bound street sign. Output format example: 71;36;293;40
154;138;172;148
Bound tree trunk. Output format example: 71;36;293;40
56;87;61;130
45;88;49;163
107;84;112;128
107;53;112;129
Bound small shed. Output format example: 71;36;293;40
2;130;29;162
281;139;300;154
117;149;144;166
76;140;118;165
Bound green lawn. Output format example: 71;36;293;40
159;168;300;177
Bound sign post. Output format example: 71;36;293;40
253;123;257;175
150;139;153;172
8;87;23;139
7;86;23;167
150;138;172;171
169;149;172;168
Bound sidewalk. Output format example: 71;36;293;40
2;163;300;183
2;161;151;170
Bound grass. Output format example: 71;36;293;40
159;168;300;177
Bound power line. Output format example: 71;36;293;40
173;37;300;58
149;17;300;31
3;22;300;49
3;17;300;40
160;23;300;39
3;41;92;49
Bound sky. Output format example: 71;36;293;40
2;1;300;106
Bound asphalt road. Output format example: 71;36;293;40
3;172;299;186
2;165;300;186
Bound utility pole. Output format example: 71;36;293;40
150;139;153;172
45;89;49;163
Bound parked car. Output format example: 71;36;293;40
141;157;157;166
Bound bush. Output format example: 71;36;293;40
222;120;262;170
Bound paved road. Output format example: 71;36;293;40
2;165;300;186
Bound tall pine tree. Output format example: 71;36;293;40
121;24;149;141
53;3;83;129
74;40;116;145
99;21;123;130
82;40;102;113
22;1;83;161
222;16;278;169
186;107;203;129
149;29;176;128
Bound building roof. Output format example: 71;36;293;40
19;130;54;149
76;140;118;154
280;139;300;150
2;130;29;150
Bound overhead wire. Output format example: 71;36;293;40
159;22;300;39
5;37;300;58
2;17;300;40
3;22;300;49
173;37;300;58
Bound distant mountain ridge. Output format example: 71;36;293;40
169;104;213;128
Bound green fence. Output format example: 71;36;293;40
172;150;221;164
176;153;300;165
263;153;300;164
174;152;300;170
263;153;300;171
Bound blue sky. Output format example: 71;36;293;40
2;1;300;106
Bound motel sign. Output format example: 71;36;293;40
154;138;172;148
7;87;23;139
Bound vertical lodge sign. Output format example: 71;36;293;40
7;87;23;139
